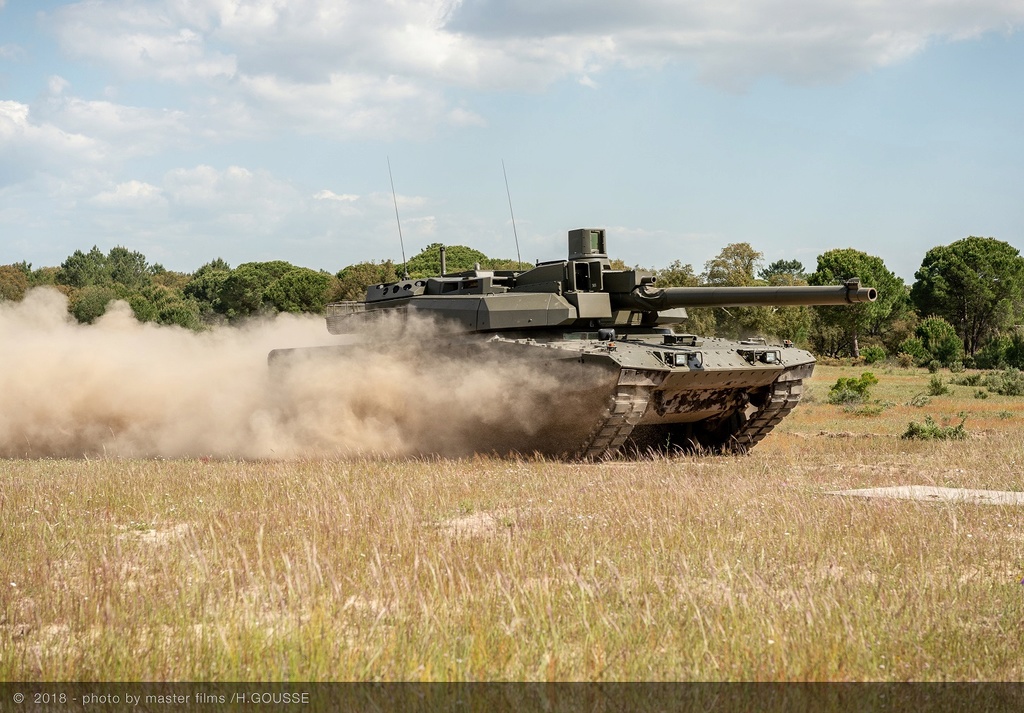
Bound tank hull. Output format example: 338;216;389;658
269;330;813;459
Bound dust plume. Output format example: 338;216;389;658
0;288;607;459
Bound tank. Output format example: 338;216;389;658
271;228;876;459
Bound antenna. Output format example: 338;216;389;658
502;159;523;268
387;156;409;279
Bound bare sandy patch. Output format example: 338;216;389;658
830;486;1024;505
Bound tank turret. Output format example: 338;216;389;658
326;228;874;335
277;228;877;460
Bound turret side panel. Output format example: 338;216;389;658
478;293;576;329
565;292;612;319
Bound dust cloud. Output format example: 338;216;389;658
0;288;606;459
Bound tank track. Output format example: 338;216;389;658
727;378;803;452
578;374;804;459
577;368;660;460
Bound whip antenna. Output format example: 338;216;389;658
387;156;409;278
502;159;523;268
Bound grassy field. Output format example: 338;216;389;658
1;365;1023;681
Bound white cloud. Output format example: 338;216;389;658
0;101;105;184
27;75;193;160
314;190;360;202
41;0;1024;142
51;3;236;83
446;1;1024;87
91;180;166;209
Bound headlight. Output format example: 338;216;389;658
674;352;702;368
760;351;780;364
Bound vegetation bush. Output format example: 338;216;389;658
69;286;118;324
952;373;983;387
897;352;915;368
861;345;886;364
897;337;930;365
927;375;950;396
901;415;968;441
1005;330;1024;370
981;369;1024;397
916;317;964;368
974;337;1008;369
827;372;878;405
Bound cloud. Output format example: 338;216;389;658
47;0;1024;98
91;180;166;209
0;44;23;60
0;100;104;184
447;0;1024;87
314;190;360;203
37;91;193;157
39;0;1023;144
51;3;235;83
0;76;195;187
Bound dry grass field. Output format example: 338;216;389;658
1;365;1022;681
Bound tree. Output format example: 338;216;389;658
808;249;907;358
405;244;489;278
216;261;294;318
703;242;762;287
915;316;964;367
69;286;118;323
106;246;152;289
701;243;775;339
184;259;232;317
0;265;29;301
333;261;399;302
653;260;700;288
57;246;108;288
265;268;331;313
911;237;1024;355
758;259;806;283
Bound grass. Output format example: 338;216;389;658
1;365;1023;681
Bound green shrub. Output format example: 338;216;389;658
916;317;964;368
897;352;915;368
69;286;117;324
901;415;968;441
861;345;886;364
927;360;941;373
828;372;879;405
907;393;931;408
927;375;950;396
952;372;982;387
846;403;886;417
982;369;1024;396
897;337;930;366
974;390;989;399
1005;330;1024;369
975;337;1008;370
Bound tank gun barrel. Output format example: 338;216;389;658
610;279;877;312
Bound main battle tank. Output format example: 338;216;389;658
273;228;876;459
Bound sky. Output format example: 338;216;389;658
1;1;1023;281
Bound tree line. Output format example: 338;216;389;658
2;236;1022;369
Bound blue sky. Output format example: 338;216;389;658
1;1;1022;281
